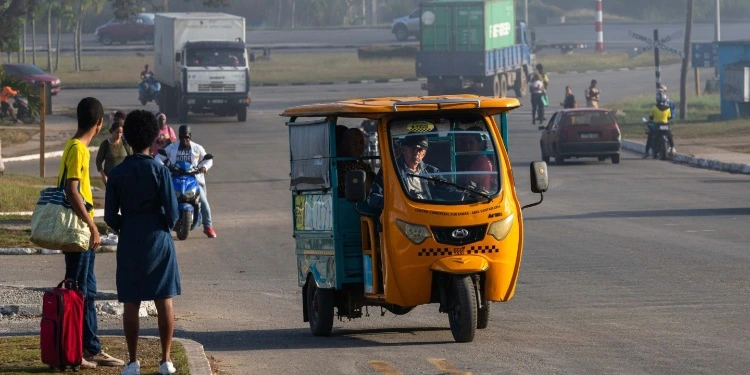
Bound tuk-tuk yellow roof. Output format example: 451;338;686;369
281;95;521;118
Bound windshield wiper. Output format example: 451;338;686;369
405;173;492;202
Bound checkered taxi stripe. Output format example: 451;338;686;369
418;245;499;256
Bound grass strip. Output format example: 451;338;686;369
0;336;187;374
0;174;104;213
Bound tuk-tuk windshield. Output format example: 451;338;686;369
388;115;501;204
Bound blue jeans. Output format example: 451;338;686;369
199;183;211;227
64;249;102;355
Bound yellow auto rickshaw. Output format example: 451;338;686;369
283;95;548;342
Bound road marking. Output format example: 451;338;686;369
369;360;402;375
428;358;471;375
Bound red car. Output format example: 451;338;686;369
2;63;61;95
94;13;155;45
539;108;622;165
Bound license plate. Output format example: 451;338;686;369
659;125;670;130
580;133;599;139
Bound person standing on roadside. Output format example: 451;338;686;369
585;80;600;108
96;121;132;185
562;86;577;109
151;113;176;157
60;97;125;370
529;74;545;124
536;63;549;91
105;110;181;375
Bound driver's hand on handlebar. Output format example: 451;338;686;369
199;167;207;174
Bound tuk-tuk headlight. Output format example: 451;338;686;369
487;213;515;241
395;219;432;245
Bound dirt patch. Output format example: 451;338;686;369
0;128;38;146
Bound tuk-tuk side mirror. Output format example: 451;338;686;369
345;170;367;202
523;161;548;210
203;154;214;161
530;161;548;193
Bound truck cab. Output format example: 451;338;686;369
154;13;251;123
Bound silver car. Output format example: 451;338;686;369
391;9;420;41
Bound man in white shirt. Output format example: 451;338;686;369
529;75;545;124
156;125;217;238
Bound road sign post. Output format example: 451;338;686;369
629;29;685;93
654;29;661;91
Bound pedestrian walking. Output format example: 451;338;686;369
585;80;601;108
59;97;125;370
104;110;181;375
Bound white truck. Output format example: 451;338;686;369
154;13;250;122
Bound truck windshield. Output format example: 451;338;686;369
387;115;501;204
186;48;246;67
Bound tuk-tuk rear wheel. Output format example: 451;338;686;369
447;275;477;343
306;278;334;336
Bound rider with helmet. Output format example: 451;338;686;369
644;92;675;157
155;125;217;238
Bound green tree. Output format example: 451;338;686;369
109;0;230;20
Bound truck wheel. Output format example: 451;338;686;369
237;107;247;122
306;277;334;336
447;275;477;343
514;69;527;98
499;74;508;97
611;154;620;164
394;25;409;41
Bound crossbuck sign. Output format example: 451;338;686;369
628;30;684;58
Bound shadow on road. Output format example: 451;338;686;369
526;207;750;221
175;327;454;351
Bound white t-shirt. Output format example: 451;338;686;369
529;80;544;94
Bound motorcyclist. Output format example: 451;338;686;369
644;96;675;158
155;125;217;238
1;85;19;123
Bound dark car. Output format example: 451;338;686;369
1;63;61;95
95;13;155;45
539;108;621;165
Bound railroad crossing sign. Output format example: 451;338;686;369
692;42;719;68
628;30;684;58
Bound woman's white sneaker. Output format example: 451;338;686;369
121;361;141;375
159;360;176;374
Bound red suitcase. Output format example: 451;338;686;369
40;280;84;371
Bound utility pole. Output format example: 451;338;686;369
680;0;694;120
524;0;529;28
164;0;168;12
714;0;720;77
371;0;377;26
362;0;367;26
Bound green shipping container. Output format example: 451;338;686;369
421;0;516;52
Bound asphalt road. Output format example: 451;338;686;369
3;66;749;374
22;22;749;55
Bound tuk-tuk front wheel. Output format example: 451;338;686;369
306;277;334;336
447;275;477;343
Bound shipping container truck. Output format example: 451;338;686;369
154;13;250;123
416;0;534;98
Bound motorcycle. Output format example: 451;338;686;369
138;74;161;106
158;149;213;240
642;117;670;161
0;96;35;124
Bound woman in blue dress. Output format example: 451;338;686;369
104;110;180;375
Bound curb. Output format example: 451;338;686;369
0;245;116;255
3;146;99;163
61;77;426;91
621;139;750;174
